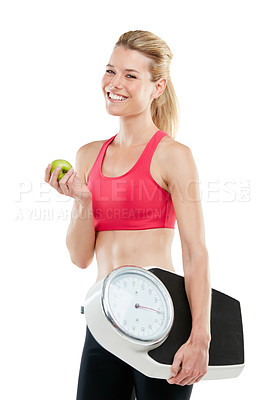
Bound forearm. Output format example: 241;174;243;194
183;252;211;345
66;198;95;269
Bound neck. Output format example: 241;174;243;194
116;113;159;147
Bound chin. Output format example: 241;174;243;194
105;108;123;116
105;105;129;117
108;113;123;117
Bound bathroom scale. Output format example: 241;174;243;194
82;265;245;380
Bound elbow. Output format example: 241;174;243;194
68;252;94;269
183;247;209;266
66;238;94;269
183;250;210;277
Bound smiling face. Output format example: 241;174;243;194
101;46;161;117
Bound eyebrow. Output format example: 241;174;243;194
106;64;141;74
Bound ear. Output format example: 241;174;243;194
152;77;167;99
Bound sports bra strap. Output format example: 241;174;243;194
139;130;168;173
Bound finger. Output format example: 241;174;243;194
44;164;52;183
50;166;61;182
179;374;198;386
174;368;204;386
65;171;77;192
169;374;193;386
59;167;74;185
170;354;183;377
59;168;75;195
168;366;193;385
49;166;64;193
167;368;184;384
181;374;204;386
193;374;205;383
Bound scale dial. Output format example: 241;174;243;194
101;266;174;344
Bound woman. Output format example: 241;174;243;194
45;30;211;400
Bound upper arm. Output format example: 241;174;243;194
162;142;208;262
75;140;104;185
75;144;90;184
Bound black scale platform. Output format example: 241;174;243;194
147;268;244;368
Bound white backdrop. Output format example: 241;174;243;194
1;0;265;398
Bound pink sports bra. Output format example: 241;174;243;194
87;130;176;232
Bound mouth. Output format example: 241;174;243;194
106;90;129;103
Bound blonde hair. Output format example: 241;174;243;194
115;30;180;139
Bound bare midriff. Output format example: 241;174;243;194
94;228;175;282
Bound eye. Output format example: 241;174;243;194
105;70;136;79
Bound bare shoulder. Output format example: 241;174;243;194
159;134;191;156
75;138;108;184
77;138;107;159
158;135;197;186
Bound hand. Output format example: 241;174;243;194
44;164;92;204
167;337;209;386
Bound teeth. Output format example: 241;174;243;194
109;92;127;101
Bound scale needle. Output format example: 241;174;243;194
135;303;163;314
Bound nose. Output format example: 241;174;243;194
110;72;123;89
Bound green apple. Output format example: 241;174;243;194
50;159;72;181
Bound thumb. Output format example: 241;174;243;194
170;351;183;376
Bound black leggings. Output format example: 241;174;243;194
76;326;193;400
